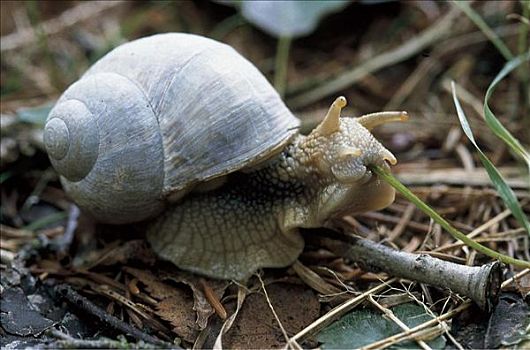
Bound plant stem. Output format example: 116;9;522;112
371;165;530;268
274;36;292;98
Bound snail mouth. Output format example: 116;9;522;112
361;156;393;184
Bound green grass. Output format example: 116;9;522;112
372;165;530;268
451;55;530;236
483;53;530;170
370;53;530;267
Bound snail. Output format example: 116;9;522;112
44;33;407;280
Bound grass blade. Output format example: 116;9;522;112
451;82;530;236
452;0;514;60
372;165;530;268
484;53;530;169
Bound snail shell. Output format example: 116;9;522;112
44;33;300;224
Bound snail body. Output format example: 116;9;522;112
44;33;406;280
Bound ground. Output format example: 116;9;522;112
1;1;529;349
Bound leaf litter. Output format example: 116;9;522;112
2;1;530;348
206;281;321;349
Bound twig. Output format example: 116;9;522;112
256;274;300;349
1;1;125;52
288;8;460;108
427;230;527;253
501;268;530;289
360;301;472;350
289;277;398;343
359;211;432;233
46;328;161;349
50;205;80;255
388;203;416;241
396;167;529;189
367;295;432;350
373;164;530;267
55;284;174;348
199;278;227;320
292;260;342;296
438;208;515;246
319;232;501;311
0;249;16;264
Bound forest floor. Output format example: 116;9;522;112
1;1;529;349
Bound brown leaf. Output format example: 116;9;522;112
156;287;198;343
123;267;179;300
160;270;230;329
94;240;157;267
221;282;320;349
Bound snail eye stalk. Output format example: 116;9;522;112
357;111;408;130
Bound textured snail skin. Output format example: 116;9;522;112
148;115;397;280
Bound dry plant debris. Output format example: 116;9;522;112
209;282;321;349
1;1;529;349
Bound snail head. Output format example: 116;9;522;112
303;96;408;217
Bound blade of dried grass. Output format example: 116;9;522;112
501;268;529;289
292;260;342;296
0;1;125;51
372;165;530;267
451;1;514;60
288;8;460;108
360;301;472;350
289;277;398;343
367;295;432;350
213;285;247;350
451;81;530;236
256;274;300;350
396;167;529;189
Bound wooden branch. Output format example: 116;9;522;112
55;284;175;348
316;231;501;311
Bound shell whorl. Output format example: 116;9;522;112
45;100;99;181
45;73;165;224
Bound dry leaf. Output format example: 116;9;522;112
156;287;198;343
123;266;179;300
220;282;320;349
95;240;157;267
161;270;230;329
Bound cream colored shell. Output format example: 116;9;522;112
44;33;300;224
